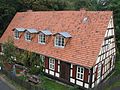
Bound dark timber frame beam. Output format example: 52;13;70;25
89;67;93;88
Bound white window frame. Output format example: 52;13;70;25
55;34;65;48
14;30;19;39
49;58;55;71
25;31;31;41
38;33;46;44
76;66;84;80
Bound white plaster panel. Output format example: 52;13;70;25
113;27;115;35
76;80;83;86
45;69;48;73
70;69;72;77
102;60;104;64
49;70;54;76
58;65;60;72
70;78;75;83
58;60;60;64
96;56;100;64
113;43;115;48
93;67;96;74
104;72;107;78
108;30;112;36
71;64;73;68
0;52;4;55
55;73;59;77
88;75;90;83
105;30;108;37
92;83;95;88
97;78;100;84
84;83;89;88
114;48;116;53
107;17;113;28
102;76;104;80
92;74;95;83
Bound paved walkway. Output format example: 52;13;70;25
0;79;13;90
112;86;120;90
0;75;15;90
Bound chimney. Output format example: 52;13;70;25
27;10;33;12
80;8;89;24
80;8;87;12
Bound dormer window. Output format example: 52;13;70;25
55;34;65;47
13;28;25;39
39;33;45;44
38;30;52;44
14;30;19;39
25;31;31;41
54;32;72;48
25;28;38;41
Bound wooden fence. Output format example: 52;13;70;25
1;69;46;90
1;68;120;90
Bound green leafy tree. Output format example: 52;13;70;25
106;0;120;52
2;38;44;74
0;0;16;36
2;38;17;63
74;0;97;10
27;52;44;74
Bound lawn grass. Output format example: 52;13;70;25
105;80;120;90
114;60;120;75
40;76;75;90
17;75;76;90
18;75;27;81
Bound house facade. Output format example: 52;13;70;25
0;10;116;89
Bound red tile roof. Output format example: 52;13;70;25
0;10;113;68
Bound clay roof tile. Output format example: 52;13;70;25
0;10;113;68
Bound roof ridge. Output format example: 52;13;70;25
16;10;113;14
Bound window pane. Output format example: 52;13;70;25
81;68;83;73
50;59;52;63
49;58;55;70
78;67;80;72
50;64;53;69
55;35;64;47
56;37;58;45
26;32;31;40
15;30;19;38
77;66;84;80
78;73;80;78
39;34;45;43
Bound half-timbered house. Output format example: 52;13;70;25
0;9;116;89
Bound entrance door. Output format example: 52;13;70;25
60;61;70;81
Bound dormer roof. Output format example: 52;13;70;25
40;30;52;35
14;28;25;32
56;32;72;38
26;28;38;33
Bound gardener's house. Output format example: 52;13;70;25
0;9;116;89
